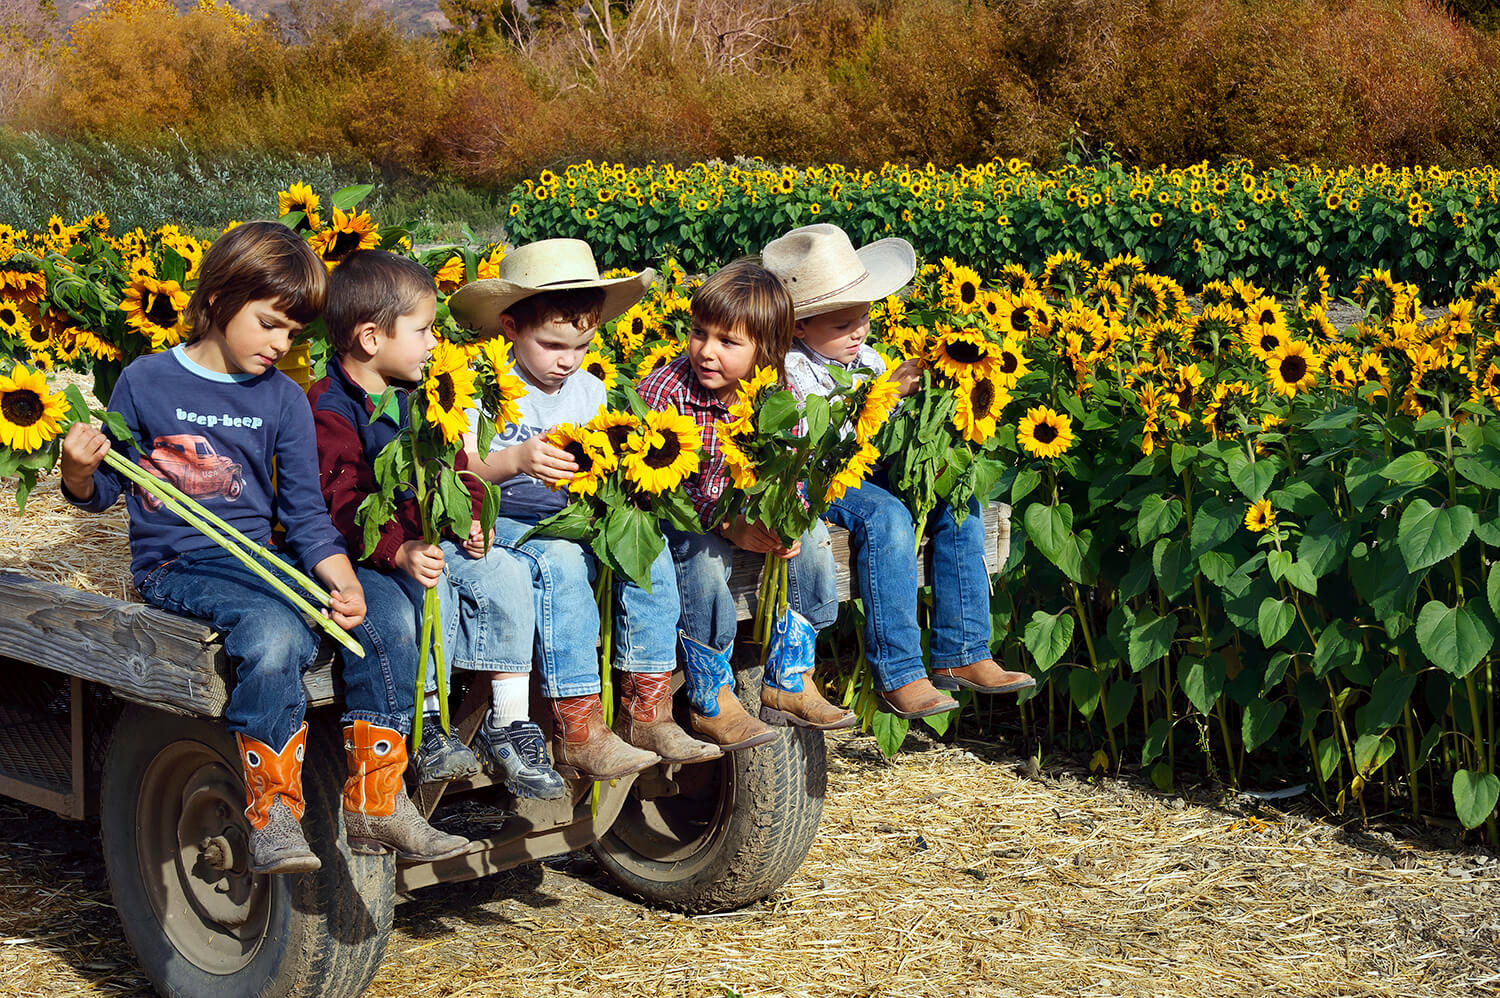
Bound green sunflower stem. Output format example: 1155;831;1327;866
101;449;364;658
413;588;434;752
756;551;777;668
595;565;615;728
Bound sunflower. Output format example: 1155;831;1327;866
120;275;191;349
1477;363;1500;407
477;246;506;280
928;325;998;382
423;340;479;446
635;341;684;380
614;302;659;357
1267;340;1321;398
993;337;1030;389
433;254;465;294
0;300;22;336
939;260;985;314
0;363;68;452
546;423;611;495
277;183;322;231
581;351;619;391
1040;250;1095;297
1327;356;1358;393
476;338;528;430
309;207;380;267
1017;405;1075;459
852;369;902;442
717;431;757;489
1243;498;1275;533
16;314;48;353
588;409;641;465
1201;380;1258;439
990;290;1053;339
825;439;880;504
953;373;1010;444
996;263;1038;295
621;406;700;494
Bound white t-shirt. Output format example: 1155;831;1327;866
472;366;606;521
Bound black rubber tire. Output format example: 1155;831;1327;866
100;706;394;998
592;671;826;913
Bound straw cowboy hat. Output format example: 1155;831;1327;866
447;238;656;337
762;224;916;319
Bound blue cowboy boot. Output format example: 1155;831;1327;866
679;633;775;752
759;609;856;730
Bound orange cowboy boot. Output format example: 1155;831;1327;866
236;722;320;874
342;720;469;862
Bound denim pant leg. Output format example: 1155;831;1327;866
439;539;536;675
490;517;600;698
786;520;839;633
343;566;418;735
827;480;928;691
665;527;738;652
136;547;317;747
927;493;995;668
612;539;682;674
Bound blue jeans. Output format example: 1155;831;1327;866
489;515;681;697
825;477;993;690
666;520;839;653
137;546;416;745
439;539;535;675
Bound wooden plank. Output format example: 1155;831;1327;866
0;502;1011;718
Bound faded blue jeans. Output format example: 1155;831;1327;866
825;476;993;691
489;515;681;697
137;546;417;746
439;539;536;676
665;520;839;654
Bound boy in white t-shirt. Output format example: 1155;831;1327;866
450;239;721;781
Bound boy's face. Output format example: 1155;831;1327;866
688;319;756;401
795;302;871;364
215;297;304;376
506;313;595;394
368;292;438;384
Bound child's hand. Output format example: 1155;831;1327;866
892;358;923;398
395;540;445;588
60;422;110;499
326;578;366;630
515;436;578;486
721;516;801;559
462;519;491;558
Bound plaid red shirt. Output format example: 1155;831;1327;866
636;355;731;529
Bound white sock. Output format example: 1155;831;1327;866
490;675;530;727
423;692;441;715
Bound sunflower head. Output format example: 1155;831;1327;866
588;408;642;464
476;338;528;429
581;351;619;391
953;372;1010;444
928;325;998;382
622;406;701;494
547;423;612;495
1017;405;1075;459
423;340;479;446
852;369;903;442
1244;498;1276;533
0;363;68;453
939;261;985;314
1267;340;1321;398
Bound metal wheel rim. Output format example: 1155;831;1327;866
135;739;271;974
603;749;734;880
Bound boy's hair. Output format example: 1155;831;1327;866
691;258;793;380
324;250;438;354
186;221;327;343
504;287;607;335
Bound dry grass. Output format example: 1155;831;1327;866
3;736;1492;997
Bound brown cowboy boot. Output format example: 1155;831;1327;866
550;694;661;779
614;672;722;764
342;721;469;862
237;723;320;875
760;681;858;730
932;658;1036;694
877;676;960;719
690;686;777;752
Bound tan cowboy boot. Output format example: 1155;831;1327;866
614;672;722;764
237;723;320;875
932;658;1036;694
690;685;777;752
876;676;960;719
550;694;661;779
760;681;858;730
342;720;469;862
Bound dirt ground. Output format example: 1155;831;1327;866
0;728;1495;998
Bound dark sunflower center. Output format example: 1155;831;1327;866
1279;355;1307;382
586;360;606;378
330;229;362;259
1257;309;1275;326
0;308;15;325
1259;333;1280;352
960;281;978;305
2;388;42;426
1033;421;1058;444
1177;384;1195;407
562;441;594;473
1000;351;1020;375
606;425;634;453
946;339;985;364
644;431;682;469
630;318;645;337
435;372;456;409
971;379;996;412
146;293;179;328
1013;309;1033;332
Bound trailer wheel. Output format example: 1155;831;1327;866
100;706;393;998
592;673;826;913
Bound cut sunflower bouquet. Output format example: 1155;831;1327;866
357;337;515;747
523;390;705;725
0;360;366;657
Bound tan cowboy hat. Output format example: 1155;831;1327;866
447;238;656;337
762;224;916;319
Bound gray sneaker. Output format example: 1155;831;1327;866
476;718;567;799
411;713;481;784
248;798;321;874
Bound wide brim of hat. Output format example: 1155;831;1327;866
794;238;917;319
448;269;657;337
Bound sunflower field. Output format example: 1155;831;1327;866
4;181;1500;841
506;157;1500;300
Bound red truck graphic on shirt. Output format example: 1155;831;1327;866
134;434;244;511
